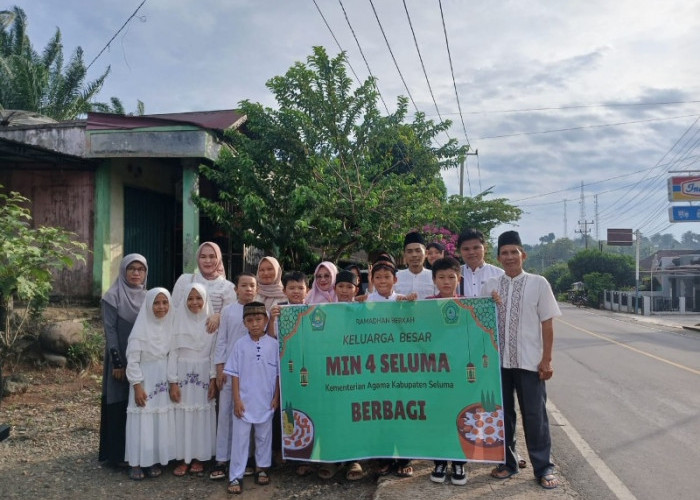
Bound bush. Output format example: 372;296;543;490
0;186;87;362
66;322;104;370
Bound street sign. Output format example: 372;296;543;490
669;206;700;222
607;228;633;246
668;176;700;201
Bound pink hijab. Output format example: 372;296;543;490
305;261;338;304
196;242;225;280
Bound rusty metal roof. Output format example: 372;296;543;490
86;109;246;131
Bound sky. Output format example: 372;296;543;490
7;0;700;245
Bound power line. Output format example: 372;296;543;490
401;0;451;132
337;0;390;114
367;0;419;113
86;0;147;70
311;0;362;85
425;99;700;117
474;114;700;140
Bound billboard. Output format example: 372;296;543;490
607;228;633;246
668;176;700;201
669;206;700;222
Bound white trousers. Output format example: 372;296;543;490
229;416;272;481
215;376;233;462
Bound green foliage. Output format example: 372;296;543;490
0;6;137;119
0;186;87;361
542;262;574;294
198;47;520;270
567;249;634;287
582;272;615;308
66;321;104;370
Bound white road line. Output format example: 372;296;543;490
547;399;637;500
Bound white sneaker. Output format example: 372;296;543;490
430;462;447;483
451;463;467;485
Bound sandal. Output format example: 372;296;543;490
491;464;518;479
296;464;314;476
395;465;413;478
539;473;559;489
254;470;270;485
189;460;204;476
210;461;227;480
376;462;393;477
145;464;162;478
173;462;189;477
244;466;255;476
346;462;364;481
318;463;341;479
129;466;144;481
227;478;243;494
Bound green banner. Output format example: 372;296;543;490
278;298;505;463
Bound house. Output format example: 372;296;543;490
640;249;700;312
0;109;246;300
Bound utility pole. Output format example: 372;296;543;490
575;220;595;249
563;199;568;239
459;150;478;197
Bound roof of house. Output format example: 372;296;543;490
86;110;246;132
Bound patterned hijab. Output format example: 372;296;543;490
196;242;226;280
101;253;148;324
171;283;211;351
256;256;287;309
305;261;338;304
126;287;173;358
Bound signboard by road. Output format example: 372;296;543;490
669;206;700;222
607;228;633;246
668;176;700;201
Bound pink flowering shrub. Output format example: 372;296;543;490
422;225;458;256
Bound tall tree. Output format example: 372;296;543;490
199;47;522;269
0;6;132;120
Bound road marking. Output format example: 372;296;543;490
548;399;637;500
556;318;700;376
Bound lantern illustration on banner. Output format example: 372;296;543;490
482;330;489;368
300;355;309;387
288;358;294;373
465;319;476;383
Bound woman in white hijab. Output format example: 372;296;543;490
124;288;176;480
99;253;148;467
167;283;217;476
172;242;236;332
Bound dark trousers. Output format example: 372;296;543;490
501;368;554;478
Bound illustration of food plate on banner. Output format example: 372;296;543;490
276;299;505;463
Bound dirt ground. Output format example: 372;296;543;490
0;364;380;500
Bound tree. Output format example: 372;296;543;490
199;47;520;269
543;262;574;295
582;272;615;308
539;233;555;245
0;6;136;120
0;186;86;361
567;249;634;288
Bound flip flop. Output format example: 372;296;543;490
210;462;227;480
145;464;162;478
318;463;341;479
346;462;364;481
491;464;518;479
254;470;270;485
227;478;243;494
540;473;559;489
296;464;314;476
189;460;204;476
173;463;189;477
395;465;413;478
129;466;144;481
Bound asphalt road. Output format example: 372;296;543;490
548;304;700;500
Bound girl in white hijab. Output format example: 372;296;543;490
124;288;176;480
167;283;217;476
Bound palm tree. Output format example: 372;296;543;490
0;6;128;120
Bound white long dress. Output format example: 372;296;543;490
167;283;217;463
125;288;176;467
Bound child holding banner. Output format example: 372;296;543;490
425;257;468;486
367;257;415;478
224;301;280;495
210;273;258;481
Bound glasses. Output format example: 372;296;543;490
315;274;331;279
126;267;146;273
